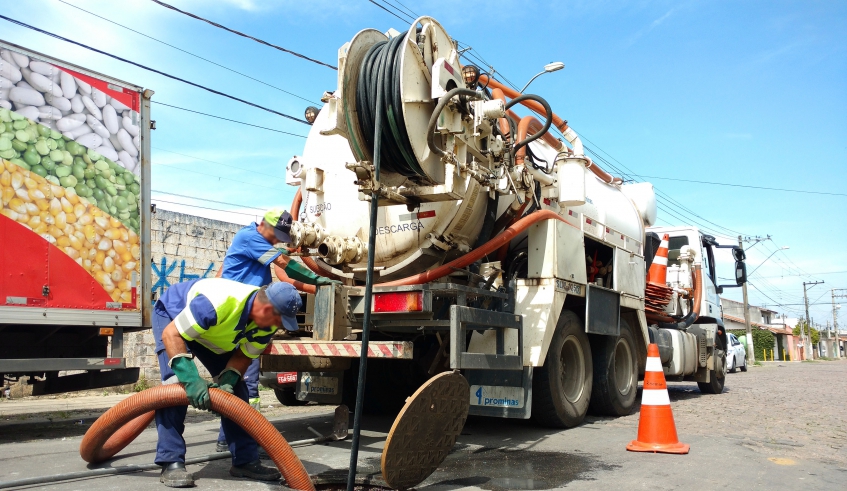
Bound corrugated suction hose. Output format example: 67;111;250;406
79;384;315;491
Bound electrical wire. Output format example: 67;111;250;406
54;0;319;105
635;174;846;197
153;102;308;138
151;190;266;210
153;198;262;218
148;0;336;70
0;14;310;125
153;161;280;191
368;0;413;23
152;146;287;182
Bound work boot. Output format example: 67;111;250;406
160;462;194;488
229;459;281;481
216;440;228;453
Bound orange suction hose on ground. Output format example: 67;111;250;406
79;385;315;491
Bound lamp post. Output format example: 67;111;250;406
519;62;565;93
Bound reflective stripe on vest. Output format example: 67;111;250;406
175;278;273;357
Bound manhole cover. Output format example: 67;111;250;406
381;371;470;490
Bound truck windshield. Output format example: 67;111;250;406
667;236;689;267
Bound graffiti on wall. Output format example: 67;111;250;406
151;256;216;295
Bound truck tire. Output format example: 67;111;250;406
588;318;638;416
697;334;727;394
532;311;593;428
274;388;308;406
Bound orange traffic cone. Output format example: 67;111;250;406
647;234;670;285
627;344;689;454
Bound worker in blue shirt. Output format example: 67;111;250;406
153;278;301;487
214;208;339;452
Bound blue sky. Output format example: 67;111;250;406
3;0;844;327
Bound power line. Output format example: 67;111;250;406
153;160;280;191
55;0;319;105
153;198;262;218
153;102;308;138
152;146;287;182
0;14;309;125
634;174;846;197
754;270;847;279
369;0;413;23
151;190;266;211
148;0;337;70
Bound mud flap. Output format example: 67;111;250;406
466;367;533;419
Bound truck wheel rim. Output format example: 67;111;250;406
614;338;634;396
560;335;585;403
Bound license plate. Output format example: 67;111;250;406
277;372;297;384
301;374;339;395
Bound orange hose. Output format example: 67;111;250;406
480;75;570;133
80;385;315;491
381;209;578;286
645;267;702;325
496;199;530;262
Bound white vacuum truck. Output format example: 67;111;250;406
260;17;747;427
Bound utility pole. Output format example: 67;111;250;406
833;289;846;359
739;236;755;363
803;281;823;361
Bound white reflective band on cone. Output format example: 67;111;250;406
641;389;671;406
645;357;663;372
652;255;668;266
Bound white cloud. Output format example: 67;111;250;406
627;8;675;46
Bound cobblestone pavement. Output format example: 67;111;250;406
0;360;844;489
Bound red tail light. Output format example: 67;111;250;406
373;291;423;313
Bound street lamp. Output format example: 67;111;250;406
747;246;788;277
519;61;565;93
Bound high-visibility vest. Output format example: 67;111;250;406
173;278;276;358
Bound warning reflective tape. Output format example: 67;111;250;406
645;357;663;372
641;389;671;406
266;341;413;359
652;255;668;266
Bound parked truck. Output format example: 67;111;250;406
0;41;152;395
255;17;748;426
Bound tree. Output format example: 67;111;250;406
793;321;820;344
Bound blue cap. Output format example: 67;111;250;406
266;282;302;331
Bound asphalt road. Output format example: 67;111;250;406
1;360;845;490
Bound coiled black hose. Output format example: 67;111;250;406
426;87;482;157
356;35;423;177
505;94;553;156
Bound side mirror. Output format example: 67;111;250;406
716;286;724;294
735;258;747;285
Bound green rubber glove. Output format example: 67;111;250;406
285;259;339;286
217;367;242;395
315;276;342;286
170;356;213;411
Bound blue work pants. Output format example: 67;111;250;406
152;308;258;466
217;357;259;443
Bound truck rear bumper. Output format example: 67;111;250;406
264;340;413;359
0;357;126;372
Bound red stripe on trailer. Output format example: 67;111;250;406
329;344;341;356
367;346;376;357
282;344;294;355
296;344;309;355
345;344;358;357
313;344;326;356
379;344;393;357
417;210;436;219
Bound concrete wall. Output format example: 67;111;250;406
124;209;245;383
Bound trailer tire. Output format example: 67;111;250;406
698;334;727;394
532;311;592;428
588;319;638;416
274;388;308;406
